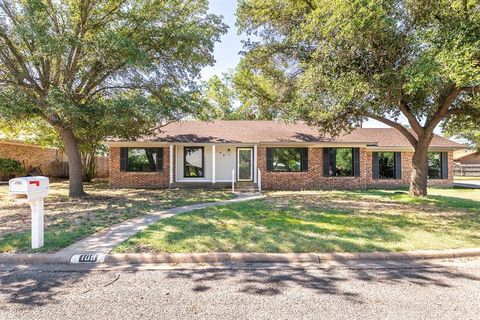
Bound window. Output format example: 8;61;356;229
378;152;395;179
273;148;302;172
428;152;442;179
323;148;360;177
335;148;354;177
184;147;204;177
125;148;162;172
266;148;308;172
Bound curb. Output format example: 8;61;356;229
104;248;480;264
2;248;480;266
0;253;71;265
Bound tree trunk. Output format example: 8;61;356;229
57;127;86;197
409;135;432;197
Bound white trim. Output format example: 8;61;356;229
257;169;262;192
237;147;254;181
106;141;170;147
366;146;460;152
172;179;233;183
212;145;216;184
176;178;212;182
169;145;174;184
254;145;258;183
105;140;461;151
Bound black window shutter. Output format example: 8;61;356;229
353;148;361;177
441;152;448;179
395;152;402;179
156;148;163;172
372;152;379;179
323;148;332;177
330;148;336;176
301;148;308;172
120;148;128;172
266;148;273;171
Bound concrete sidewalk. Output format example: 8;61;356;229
57;193;263;255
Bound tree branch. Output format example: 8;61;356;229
366;113;418;147
399;99;423;136
425;85;461;133
0;30;43;93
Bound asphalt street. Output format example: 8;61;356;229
1;259;480;320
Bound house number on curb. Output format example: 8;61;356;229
70;253;106;264
79;254;98;263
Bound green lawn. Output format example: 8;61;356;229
113;187;480;253
454;176;480;181
0;180;235;253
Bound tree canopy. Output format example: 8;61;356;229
200;71;281;120
236;0;480;196
0;0;227;196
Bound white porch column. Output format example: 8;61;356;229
169;144;174;184
254;144;258;183
212;144;216;184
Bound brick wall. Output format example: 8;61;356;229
108;145;454;189
258;147;454;190
0;141;65;178
109;147;170;188
258;147;368;190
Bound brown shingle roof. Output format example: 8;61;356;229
109;120;462;148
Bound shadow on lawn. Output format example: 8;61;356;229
0;184;234;252
139;200;428;253
346;188;480;212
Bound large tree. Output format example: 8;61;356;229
0;0;226;196
236;0;480;196
200;71;279;120
443;101;480;151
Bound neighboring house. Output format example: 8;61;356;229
105;121;462;190
0;139;67;178
0;139;110;179
454;149;480;165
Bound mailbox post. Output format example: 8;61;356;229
9;176;49;249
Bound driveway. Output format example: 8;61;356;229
1;259;480;320
454;180;480;188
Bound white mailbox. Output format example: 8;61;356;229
9;176;50;249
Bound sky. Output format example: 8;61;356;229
201;0;244;80
201;0;426;131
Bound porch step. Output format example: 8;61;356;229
235;182;259;192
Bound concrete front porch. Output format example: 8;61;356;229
168;144;260;191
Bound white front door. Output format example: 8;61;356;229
237;148;253;181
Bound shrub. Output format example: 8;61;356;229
0;158;24;180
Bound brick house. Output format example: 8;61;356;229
105;121;462;190
0;139;67;178
454;149;480;165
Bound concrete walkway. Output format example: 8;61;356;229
58;193;263;255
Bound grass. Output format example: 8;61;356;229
113;187;480;254
454;176;480;181
0;180;235;253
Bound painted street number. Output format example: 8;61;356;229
79;254;98;263
70;253;106;264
